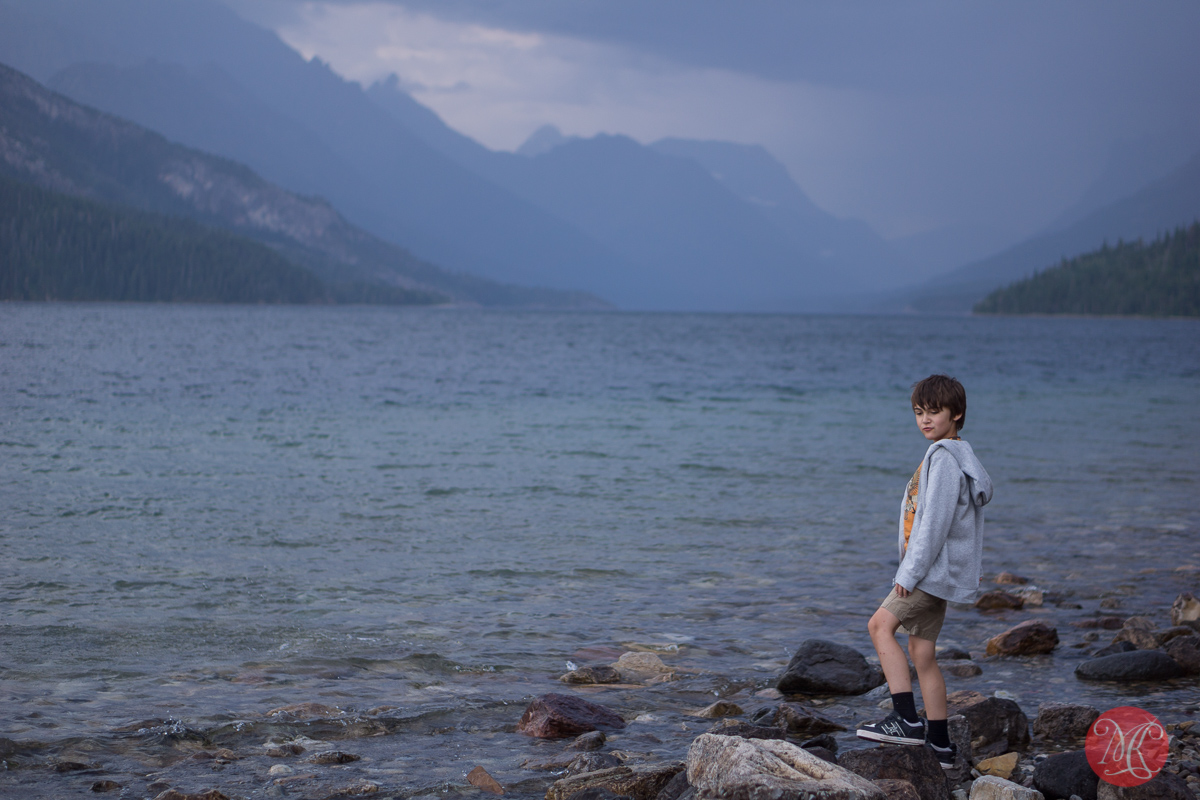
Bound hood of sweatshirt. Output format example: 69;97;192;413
929;438;993;507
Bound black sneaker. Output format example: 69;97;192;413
855;712;926;745
929;741;958;769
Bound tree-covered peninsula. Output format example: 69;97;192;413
973;221;1200;317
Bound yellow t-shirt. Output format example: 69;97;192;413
903;437;959;551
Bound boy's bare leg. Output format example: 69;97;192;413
868;607;912;693
908;635;946;719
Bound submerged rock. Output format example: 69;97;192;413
612;652;674;683
466;766;504;795
777;640;885;695
517;693;626;739
686;733;885;800
839;745;952;800
1032;702;1100;741
1074;651;1185;682
562;666;623;685
986;621;1059;656
942;660;984;678
994;572;1030;585
689;700;743;719
977;591;1025;610
1032;750;1097;800
567;731;607;751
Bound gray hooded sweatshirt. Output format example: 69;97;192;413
894;438;993;603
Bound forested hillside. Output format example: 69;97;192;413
0;175;444;304
974;222;1200;316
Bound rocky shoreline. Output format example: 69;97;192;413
4;584;1199;800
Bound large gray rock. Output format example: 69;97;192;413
946;691;1031;757
686;733;886;800
1097;771;1195;799
1074;651;1186;682
777;640;885;696
517;693;626;738
1032;702;1101;741
838;746;951;800
1032;750;1098;800
970;776;1046;800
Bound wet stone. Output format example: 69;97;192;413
995;572;1030;585
566;753;623;775
1032;750;1097;800
567;730;607;751
1097;770;1195;799
517;693;626;739
266;702;343;719
1113;617;1160;650
839;744;951;800
689;700;743;719
467;766;504;795
874;778;921;800
707;718;787;740
977;591;1025;610
151;791;231;800
1072;617;1124;630
751;702;847;736
1171;592;1200;626
986;621;1059;656
1165;635;1200;674
307;750;361;765
939;647;973;661
90;780;121;792
1074;650;1185;682
562;666;623;685
777;639;885;695
546;763;684;800
1032;703;1100;742
612;652;674;683
943;660;984;678
1092;641;1137;657
946;690;1031;757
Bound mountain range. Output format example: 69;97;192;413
0;61;603;307
0;0;1196;312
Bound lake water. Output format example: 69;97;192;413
2;305;1198;798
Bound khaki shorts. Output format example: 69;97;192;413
881;587;947;642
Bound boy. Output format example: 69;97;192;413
856;374;993;769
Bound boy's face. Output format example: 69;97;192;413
914;405;961;441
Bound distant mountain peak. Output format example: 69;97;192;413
517;124;577;157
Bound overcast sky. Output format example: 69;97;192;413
225;0;1200;242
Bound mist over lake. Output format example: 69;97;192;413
2;305;1198;796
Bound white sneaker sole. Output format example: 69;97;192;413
855;729;925;746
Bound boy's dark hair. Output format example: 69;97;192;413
911;374;967;431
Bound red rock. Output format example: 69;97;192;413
986;620;1058;656
467;766;504;795
516;693;626;739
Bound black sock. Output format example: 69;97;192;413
891;692;919;724
927;718;950;748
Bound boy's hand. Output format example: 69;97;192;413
894;584;910;598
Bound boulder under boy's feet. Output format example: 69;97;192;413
855;711;926;745
930;741;958;769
